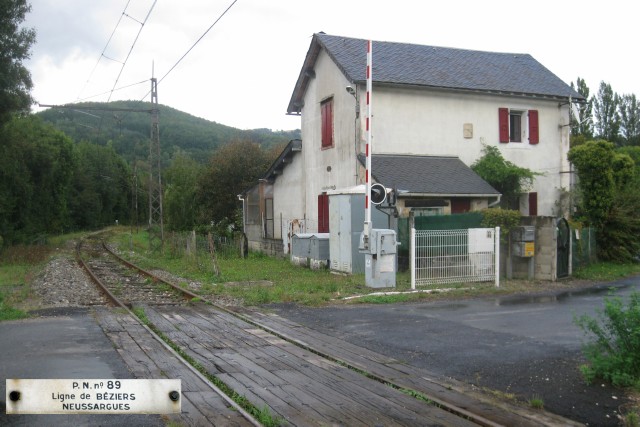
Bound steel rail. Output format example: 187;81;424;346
98;241;505;426
96;237;576;427
75;238;261;427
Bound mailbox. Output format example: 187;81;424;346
512;226;535;257
513;241;535;257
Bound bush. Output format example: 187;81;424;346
480;208;521;244
575;291;640;388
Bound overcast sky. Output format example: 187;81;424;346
25;0;639;131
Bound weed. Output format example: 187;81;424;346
528;395;544;409
574;291;640;388
624;410;639;427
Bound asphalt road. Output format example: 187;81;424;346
269;275;640;426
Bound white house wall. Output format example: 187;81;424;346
272;147;305;243
300;50;359;231
297;49;572;231
365;86;571;216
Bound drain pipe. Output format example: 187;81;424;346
488;194;502;208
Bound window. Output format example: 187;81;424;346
528;192;538;216
264;198;274;238
318;193;329;232
321;98;334;149
451;198;471;214
499;108;539;144
413;207;444;217
509;111;522;142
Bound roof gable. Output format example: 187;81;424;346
358;154;500;196
288;33;584;114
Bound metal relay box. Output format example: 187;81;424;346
512;226;536;242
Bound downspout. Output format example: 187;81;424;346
488;194;502;208
237;194;246;235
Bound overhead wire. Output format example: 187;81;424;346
77;0;132;102
71;0;239;131
158;0;238;86
106;0;158;103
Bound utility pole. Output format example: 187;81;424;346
148;77;164;253
40;75;165;252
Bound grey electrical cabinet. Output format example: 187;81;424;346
512;226;535;242
328;192;386;274
291;233;330;267
361;229;397;288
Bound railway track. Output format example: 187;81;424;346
76;235;580;427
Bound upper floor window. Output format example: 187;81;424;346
321;98;334;149
499;108;539;144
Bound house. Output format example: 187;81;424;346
241;33;584;257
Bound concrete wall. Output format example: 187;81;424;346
509;216;558;281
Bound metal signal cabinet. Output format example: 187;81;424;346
360;228;398;288
328;191;387;274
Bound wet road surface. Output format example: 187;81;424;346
269;275;640;426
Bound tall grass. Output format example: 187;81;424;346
0;244;53;321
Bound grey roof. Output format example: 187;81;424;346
288;33;584;113
358;154;500;196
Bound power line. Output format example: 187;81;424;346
158;0;238;85
106;0;158;103
137;0;239;103
77;0;132;102
76;79;149;103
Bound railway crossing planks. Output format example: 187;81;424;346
147;305;477;427
235;307;583;427
94;308;254;427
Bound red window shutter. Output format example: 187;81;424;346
321;99;333;148
318;194;329;232
528;192;538;216
499;108;509;143
528;110;539;144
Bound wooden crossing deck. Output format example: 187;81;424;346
96;303;581;426
144;304;476;426
95;307;254;427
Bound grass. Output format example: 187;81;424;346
3;227;640;317
109;229;640;307
0;244;54;321
573;262;640;281
528;395;544;409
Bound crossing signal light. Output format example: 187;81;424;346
370;183;387;205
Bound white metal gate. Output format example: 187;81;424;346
411;227;500;288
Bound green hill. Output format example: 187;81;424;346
37;100;300;164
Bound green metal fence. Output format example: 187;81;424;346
398;212;484;256
572;227;597;269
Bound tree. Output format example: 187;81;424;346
164;152;203;231
0;0;36;124
619;94;640;146
196;140;278;230
568;140;639;261
593;82;621;144
67;141;132;230
471;145;539;210
570;77;594;140
0;116;75;244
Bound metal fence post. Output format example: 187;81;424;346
410;226;416;290
495;227;500;288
